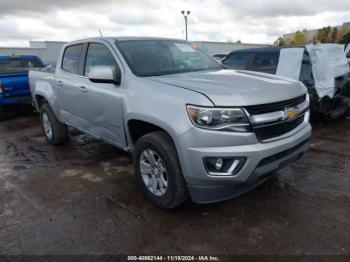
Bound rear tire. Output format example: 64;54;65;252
133;131;188;209
40;103;68;145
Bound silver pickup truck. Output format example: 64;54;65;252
29;37;312;209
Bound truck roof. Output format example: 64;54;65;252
114;36;186;41
69;36;187;44
231;44;350;55
230;46;307;54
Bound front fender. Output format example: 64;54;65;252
125;112;186;150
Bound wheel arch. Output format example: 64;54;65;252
32;78;61;118
127;118;178;151
34;95;48;110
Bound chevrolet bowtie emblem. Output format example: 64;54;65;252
284;108;300;120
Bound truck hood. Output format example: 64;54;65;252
149;69;306;106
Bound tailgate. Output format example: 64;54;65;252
0;72;30;98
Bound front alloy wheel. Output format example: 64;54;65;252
133;131;188;209
140;149;168;196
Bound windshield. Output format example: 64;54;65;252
0;57;44;74
116;40;222;76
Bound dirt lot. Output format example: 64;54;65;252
0;112;349;255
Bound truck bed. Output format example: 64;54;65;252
29;66;55;74
28;69;57;111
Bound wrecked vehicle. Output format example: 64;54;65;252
222;45;350;120
29;37;311;209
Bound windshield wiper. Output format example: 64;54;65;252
141;72;170;77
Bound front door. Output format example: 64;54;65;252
76;42;126;147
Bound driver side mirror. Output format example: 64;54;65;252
88;66;121;85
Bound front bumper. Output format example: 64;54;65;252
178;122;312;203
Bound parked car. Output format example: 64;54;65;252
0;55;44;120
212;53;227;62
221;47;350;120
29;37;311;209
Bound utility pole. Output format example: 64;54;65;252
181;10;191;41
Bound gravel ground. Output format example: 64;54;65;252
0;112;349;255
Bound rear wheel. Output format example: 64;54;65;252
133;131;188;209
40;103;68;145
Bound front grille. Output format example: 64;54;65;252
245;94;306;115
254;115;305;141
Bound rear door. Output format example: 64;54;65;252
55;44;89;128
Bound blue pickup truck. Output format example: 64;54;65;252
0;55;44;120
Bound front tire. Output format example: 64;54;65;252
40;103;68;145
133;131;188;209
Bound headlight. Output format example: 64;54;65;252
305;92;310;107
186;105;252;132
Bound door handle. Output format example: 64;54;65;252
56;80;64;86
79;86;88;92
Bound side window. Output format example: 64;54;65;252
222;53;251;69
250;52;279;73
62;44;83;75
84;43;119;76
300;51;314;85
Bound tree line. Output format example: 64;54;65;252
274;26;350;46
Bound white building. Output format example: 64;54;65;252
0;40;269;64
0;41;65;65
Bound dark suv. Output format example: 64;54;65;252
222;47;350;120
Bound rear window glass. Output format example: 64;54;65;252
222;53;251;69
300;52;314;84
0;57;43;74
62;44;83;75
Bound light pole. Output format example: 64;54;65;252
181;10;191;41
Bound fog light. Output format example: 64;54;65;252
204;157;246;176
215;158;223;170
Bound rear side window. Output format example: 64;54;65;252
250;52;279;73
222;53;251;69
62;44;83;75
300;51;314;85
84;43;119;76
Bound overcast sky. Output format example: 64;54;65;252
0;0;350;46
